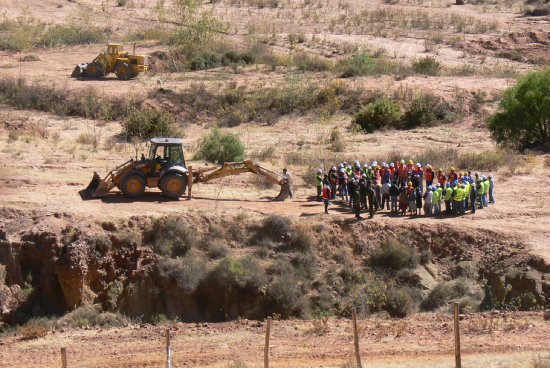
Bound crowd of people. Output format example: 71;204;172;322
315;159;495;219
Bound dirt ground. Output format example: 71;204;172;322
1;0;550;366
1;312;549;367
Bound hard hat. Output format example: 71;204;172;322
332;165;336;168
340;168;344;173
427;164;432;168
317;168;322;173
428;185;432;190
382;162;386;166
354;175;359;179
459;171;463;175
408;160;413;165
408;181;412;186
364;163;368;167
436;183;440;187
453;180;458;185
390;163;395;167
446;183;450;187
475;171;480;176
416;163;421;168
439;168;443;172
347;165;352;169
376;165;380;169
400;159;405;164
489;173;493;178
361;174;366;178
343;161;347;165
339;163;344;168
368;166;372;170
450;167;455;171
373;161;377;166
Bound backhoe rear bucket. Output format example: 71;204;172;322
85;172;110;198
71;64;88;78
274;182;290;201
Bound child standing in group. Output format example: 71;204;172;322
399;187;409;216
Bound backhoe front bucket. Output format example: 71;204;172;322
85;172;110;198
71;64;87;78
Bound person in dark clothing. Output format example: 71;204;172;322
411;174;420;190
366;180;376;218
389;181;400;212
348;176;356;208
359;175;368;210
469;178;477;213
415;187;422;216
352;179;362;219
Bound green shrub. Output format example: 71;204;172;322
158;255;207;293
151;313;168;325
124;109;177;139
261;215;292;242
402;94;453;129
287;223;314;252
208;256;267;289
196;127;245;163
293;52;333;72
189;52;221;71
488;69;550;150
353;98;403;133
58;305;128;328
369;238;419;272
385;287;418;317
421;279;469;311
145;217;199;257
339;53;375;77
413;56;441;76
40;25;105;47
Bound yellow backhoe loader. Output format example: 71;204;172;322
84;137;290;201
72;43;149;80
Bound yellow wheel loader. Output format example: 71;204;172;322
84;137;290;201
72;43;149;80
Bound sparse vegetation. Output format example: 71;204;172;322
124;109;178;140
353;98;403;133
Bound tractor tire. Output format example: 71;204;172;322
161;173;187;199
115;63;131;80
121;174;146;198
84;62;104;78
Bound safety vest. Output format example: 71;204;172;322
425;170;434;182
366;171;374;180
445;188;453;201
432;189;440;202
449;171;458;182
398;166;407;178
346;168;353;177
416;168;424;179
464;183;470;198
453;188;463;201
438;173;446;187
315;174;323;186
477;180;484;194
483;180;490;193
437;187;443;201
330;171;338;184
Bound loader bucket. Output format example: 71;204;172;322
85;172;110;198
71;64;87;78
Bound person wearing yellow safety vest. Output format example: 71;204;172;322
432;183;440;216
436;183;443;214
476;173;484;209
452;181;462;215
315;168;323;201
483;176;490;207
444;183;453;214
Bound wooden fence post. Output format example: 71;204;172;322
454;302;462;368
352;308;362;368
187;166;193;200
60;347;67;368
264;317;272;368
166;328;171;368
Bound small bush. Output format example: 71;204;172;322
339;53;375;78
189;52;221;71
19;320;48;340
261;215;292;242
421;279;469;311
158;255;207;293
206;240;229;259
40;25;105;47
208;256;267;290
287;223;314;252
353;98;403;133
7;131;19;142
151;313;169;325
58;304;128;328
413;56;441;76
195;127;245;164
385;287;418;318
145;217;199;258
124;109;177;140
370;238;419;272
293;52;333;72
402;94;453;129
266;273;307;317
